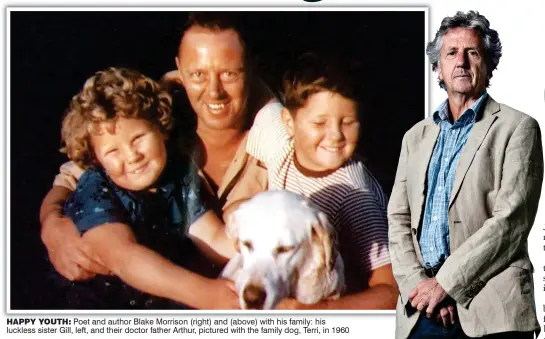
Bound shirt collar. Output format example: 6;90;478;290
433;91;488;125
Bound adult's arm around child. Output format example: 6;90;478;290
40;185;109;280
82;222;240;310
187;210;236;266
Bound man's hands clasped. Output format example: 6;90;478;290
409;277;456;327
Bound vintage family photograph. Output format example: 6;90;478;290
10;9;425;311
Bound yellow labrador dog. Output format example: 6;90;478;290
221;190;345;309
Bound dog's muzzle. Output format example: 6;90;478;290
235;258;291;310
242;282;267;309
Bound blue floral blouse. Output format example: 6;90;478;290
64;159;209;257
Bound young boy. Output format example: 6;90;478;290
240;53;397;309
59;67;238;309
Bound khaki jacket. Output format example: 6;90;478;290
388;96;543;338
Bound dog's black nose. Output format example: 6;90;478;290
242;283;267;309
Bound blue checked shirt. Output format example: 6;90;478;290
419;92;488;269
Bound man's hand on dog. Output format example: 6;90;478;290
409;277;448;317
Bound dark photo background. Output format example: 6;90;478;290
10;10;425;309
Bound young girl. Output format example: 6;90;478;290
59;67;237;309
239;53;398;309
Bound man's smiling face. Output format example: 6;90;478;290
176;27;248;131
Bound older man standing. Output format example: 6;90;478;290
388;10;543;339
39;13;273;290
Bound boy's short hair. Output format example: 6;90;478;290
61;67;173;169
282;52;362;114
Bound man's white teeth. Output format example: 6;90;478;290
208;103;225;110
323;147;340;152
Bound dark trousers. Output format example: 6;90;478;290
408;313;536;339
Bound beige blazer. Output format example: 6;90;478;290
388;96;543;338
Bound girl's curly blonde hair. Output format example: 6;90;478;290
61;67;173;168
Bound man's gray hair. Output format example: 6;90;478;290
426;11;502;90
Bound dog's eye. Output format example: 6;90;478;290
274;245;295;255
242;240;254;252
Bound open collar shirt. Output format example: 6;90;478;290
419;92;488;269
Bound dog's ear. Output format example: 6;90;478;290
311;211;336;271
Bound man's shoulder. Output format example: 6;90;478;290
252;99;284;124
403;117;435;139
410;117;435;129
493;100;539;128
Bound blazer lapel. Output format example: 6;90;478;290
414;122;440;228
449;96;500;209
